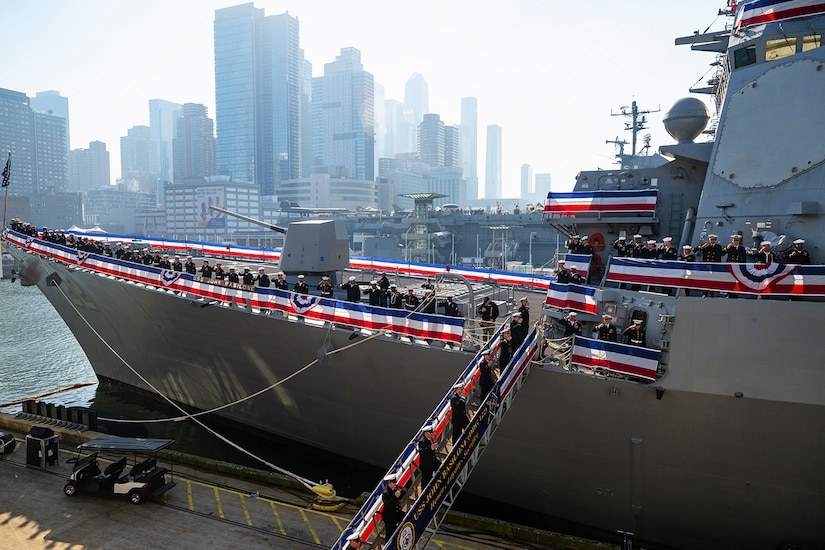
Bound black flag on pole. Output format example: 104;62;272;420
1;154;9;188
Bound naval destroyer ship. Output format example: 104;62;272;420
3;2;825;548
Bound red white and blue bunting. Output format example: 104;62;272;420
544;189;658;215
544;282;599;314
3;231;465;344
571;336;660;381
607;258;825;296
735;0;825;31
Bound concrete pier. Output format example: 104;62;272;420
0;413;615;550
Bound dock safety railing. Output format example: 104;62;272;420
331;323;540;550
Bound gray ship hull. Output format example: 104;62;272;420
7;245;824;549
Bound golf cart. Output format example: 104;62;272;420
63;437;176;505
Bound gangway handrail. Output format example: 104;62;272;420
333;323;540;549
331;322;508;549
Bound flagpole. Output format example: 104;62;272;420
0;152;7;281
2;151;10;230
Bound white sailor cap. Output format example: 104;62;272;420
425;289;432;294
731;234;741;240
581;235;589;240
512;311;522;317
482;350;492;356
602;314;612;320
761;241;771;247
348;276;356;281
174;255;180;259
663;237;673;242
794;239;805;244
258;267;265;272
571;235;580;239
568;311;577;317
633;234;642;239
520;296;529;302
647;240;656;245
570;266;577;270
709;234;718;239
322;276;329;280
632;319;643;324
383;472;398;482
229;267;235;271
618;236;626;240
346;533;363;542
370;280;377;284
390;283;397;287
453;382;465;389
298;274;305;278
422;423;435;432
558;259;565;264
276;271;285;276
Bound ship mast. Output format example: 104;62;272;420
611;100;660;156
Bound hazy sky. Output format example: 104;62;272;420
3;0;729;197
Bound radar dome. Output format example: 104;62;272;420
663;97;709;143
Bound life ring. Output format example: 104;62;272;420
591;232;606;252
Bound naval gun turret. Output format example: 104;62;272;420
210;206;350;283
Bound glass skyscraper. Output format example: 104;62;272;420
311;47;374;181
214;4;303;196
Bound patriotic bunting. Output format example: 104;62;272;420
2;230;465;343
735;0;825;30
544;282;598;314
544;190;657;215
606;258;825;296
571;336;660;381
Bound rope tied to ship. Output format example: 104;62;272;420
46;275;432;509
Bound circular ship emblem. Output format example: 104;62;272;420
397;522;415;550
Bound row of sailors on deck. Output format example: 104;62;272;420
612;234;811;264
557;311;646;346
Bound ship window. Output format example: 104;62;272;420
766;38;797;61
802;34;821;51
733;46;757;68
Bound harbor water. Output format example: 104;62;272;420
0;279;384;497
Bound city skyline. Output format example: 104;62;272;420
3;0;726;197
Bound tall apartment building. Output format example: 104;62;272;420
485;125;502;199
32;111;68;194
214;4;304;195
0;87;71;198
173;103;216;181
311;47;374;181
149;99;181;201
69;141;110;193
120;125;158;198
460;97;478;201
418;113;460;170
520;163;534;201
418;114;445;168
31;90;70;151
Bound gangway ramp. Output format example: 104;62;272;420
331;324;541;550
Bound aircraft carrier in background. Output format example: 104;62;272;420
4;2;825;548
